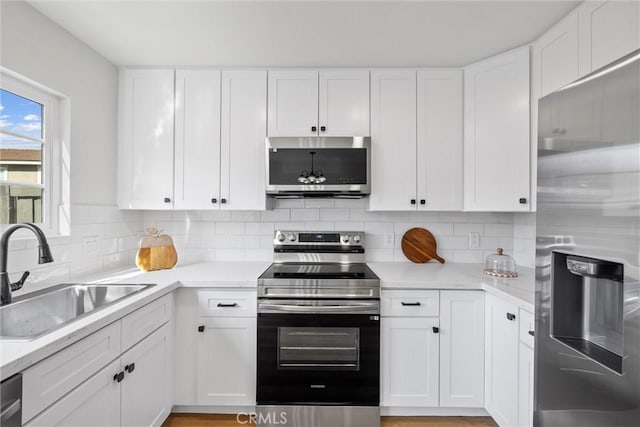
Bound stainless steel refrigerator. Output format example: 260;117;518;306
535;50;640;426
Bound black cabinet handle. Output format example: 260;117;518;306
311;126;317;132
432;326;439;333
124;363;135;374
211;198;217;204
420;199;426;205
320;126;326;132
401;302;421;306
506;312;516;321
519;198;527;204
528;330;534;336
221;198;227;204
197;325;205;332
113;371;125;383
410;199;416;205
217;303;239;308
164;197;171;203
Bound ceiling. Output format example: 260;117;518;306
27;0;581;67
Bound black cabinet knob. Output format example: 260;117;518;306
432;326;439;334
164;197;171;203
221;198;227;204
320;126;326;132
124;363;136;374
506;312;516;321
519;198;527;204
528;330;534;336
410;199;416;205
113;371;125;383
211;198;217;204
197;325;205;332
420;199;426;205
311;126;317;132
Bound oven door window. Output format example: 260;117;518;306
278;327;359;370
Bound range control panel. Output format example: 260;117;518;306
274;231;363;246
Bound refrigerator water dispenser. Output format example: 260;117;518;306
551;252;624;373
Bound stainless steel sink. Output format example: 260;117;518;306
0;283;155;340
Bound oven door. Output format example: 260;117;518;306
257;300;380;406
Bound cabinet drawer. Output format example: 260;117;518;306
519;308;535;348
198;290;257;317
122;293;173;351
381;290;439;317
22;322;121;423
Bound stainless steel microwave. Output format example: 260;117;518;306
265;136;371;198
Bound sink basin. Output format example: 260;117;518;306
0;283;156;340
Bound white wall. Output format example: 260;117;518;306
1;2;143;290
143;199;517;266
1;0;118;206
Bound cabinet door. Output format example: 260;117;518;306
484;293;519;426
118;69;175;209
319;70;370;136
579;0;640;75
25;360;121;427
381;317;439;407
464;47;530;211
174;70;221;210
370;70;417;211
533;9;579;98
197;317;257;406
518;342;534;427
120;323;172;427
416;70;463;211
439;291;484;408
267;71;318;136
220;70;268;210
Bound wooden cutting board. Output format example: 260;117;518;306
401;227;445;264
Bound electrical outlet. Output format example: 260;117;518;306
468;232;480;249
384;233;395;248
82;236;99;256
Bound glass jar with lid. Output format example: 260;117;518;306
484;248;518;278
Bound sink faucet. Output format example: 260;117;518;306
1;223;54;305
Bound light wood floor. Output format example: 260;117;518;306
162;413;497;427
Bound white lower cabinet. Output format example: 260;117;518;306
381;290;484;411
517;308;535;427
484;293;520;426
24;294;173;427
174;288;257;408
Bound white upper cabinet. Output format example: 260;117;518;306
268;70;370;137
267;71;318;136
220;70;268;210
118;69;175;209
533;9;579;98
578;0;640;75
174;70;221;210
370;70;417;210
417;70;463;211
464;46;531;212
318;70;370;136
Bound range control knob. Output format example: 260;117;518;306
342;234;351;243
276;233;286;242
352;235;361;243
288;234;297;242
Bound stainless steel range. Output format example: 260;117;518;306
256;231;380;427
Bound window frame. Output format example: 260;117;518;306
1;68;69;236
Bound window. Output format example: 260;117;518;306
0;70;67;234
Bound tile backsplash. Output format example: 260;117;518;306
143;199;522;266
6;200;535;296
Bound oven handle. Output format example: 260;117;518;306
258;302;380;314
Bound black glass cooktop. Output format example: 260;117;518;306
258;263;379;280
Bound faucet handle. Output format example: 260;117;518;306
10;271;30;291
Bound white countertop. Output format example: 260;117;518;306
0;260;533;381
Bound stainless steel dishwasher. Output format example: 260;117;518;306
1;373;22;427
